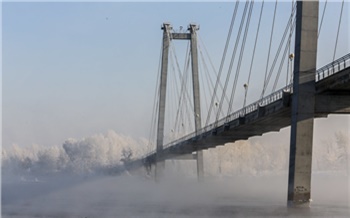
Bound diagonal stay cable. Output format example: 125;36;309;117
197;41;227;119
333;0;344;61
318;0;328;38
173;42;192;135
227;1;254;117
215;1;250;124
261;0;278;99
198;33;230;106
273;16;296;92
261;2;296;97
174;43;190;136
243;0;265;108
205;1;240;126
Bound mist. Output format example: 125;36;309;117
2;129;350;217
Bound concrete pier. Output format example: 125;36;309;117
288;1;319;207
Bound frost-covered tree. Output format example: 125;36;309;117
120;147;133;164
315;131;349;171
2;131;148;175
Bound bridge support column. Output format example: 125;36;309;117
288;1;318;207
189;24;204;181
155;23;172;182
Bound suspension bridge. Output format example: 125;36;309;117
125;1;349;207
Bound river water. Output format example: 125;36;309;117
2;172;349;217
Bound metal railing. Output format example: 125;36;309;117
161;84;293;150
141;53;350;159
316;53;350;81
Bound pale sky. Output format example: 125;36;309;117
2;1;349;147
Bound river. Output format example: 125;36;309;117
2;172;349;217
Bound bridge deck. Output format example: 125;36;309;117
128;54;350;167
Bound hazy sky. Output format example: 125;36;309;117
2;1;349;147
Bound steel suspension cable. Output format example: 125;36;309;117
333;0;344;61
261;3;296;97
261;0;278;98
172;46;187;138
172;42;186;96
197;42;226;118
198;45;215;113
173;42;192;135
168;44;178;139
174;47;194;135
198;59;210;119
273;16;296;92
215;1;250;124
318;0;328;38
198;34;229;106
205;1;240;126
169;44;181;102
227;1;254;117
243;0;264;108
176;49;192;137
197;33;230;106
174;42;190;136
183;54;194;132
172;42;194;111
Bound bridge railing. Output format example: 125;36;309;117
142;53;350;159
161;84;294;150
316;53;350;81
219;84;293;126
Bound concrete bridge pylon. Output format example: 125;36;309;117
155;23;204;182
288;0;319;207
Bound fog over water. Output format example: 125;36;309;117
2;117;350;217
2;172;349;217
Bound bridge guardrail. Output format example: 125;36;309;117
143;53;350;159
161;84;292;150
316;53;350;81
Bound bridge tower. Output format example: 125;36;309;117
155;23;204;181
288;1;319;207
155;23;171;181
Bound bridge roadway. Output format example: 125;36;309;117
127;54;350;169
